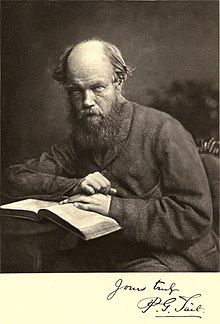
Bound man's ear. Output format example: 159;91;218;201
114;79;123;93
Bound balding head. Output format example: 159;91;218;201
53;38;132;86
66;40;113;83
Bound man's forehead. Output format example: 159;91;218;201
69;41;105;60
67;41;113;78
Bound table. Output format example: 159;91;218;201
1;216;77;272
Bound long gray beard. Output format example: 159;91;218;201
68;100;125;152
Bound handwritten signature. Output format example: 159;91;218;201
107;278;204;318
137;294;203;317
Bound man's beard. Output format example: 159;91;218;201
68;98;125;152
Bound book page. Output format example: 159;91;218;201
0;199;57;214
45;204;119;230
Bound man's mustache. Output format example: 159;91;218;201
77;107;104;119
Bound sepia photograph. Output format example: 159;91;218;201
1;0;219;274
0;1;219;322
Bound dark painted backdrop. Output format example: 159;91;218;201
2;0;218;168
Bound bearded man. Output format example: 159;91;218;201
4;39;218;272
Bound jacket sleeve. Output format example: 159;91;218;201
109;119;213;250
2;135;81;202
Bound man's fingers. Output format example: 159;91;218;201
82;171;114;194
100;186;117;195
90;172;111;189
73;202;103;214
59;193;111;215
65;195;91;204
108;188;117;195
207;137;215;150
90;172;117;195
82;173;108;189
73;202;91;211
209;140;216;152
73;171;116;196
94;172;111;185
59;199;69;205
213;147;219;154
81;183;96;195
59;194;91;204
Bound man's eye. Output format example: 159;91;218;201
70;88;81;96
92;86;105;93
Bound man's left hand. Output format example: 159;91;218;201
60;193;111;216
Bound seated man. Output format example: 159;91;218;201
3;39;219;272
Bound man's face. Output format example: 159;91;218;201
66;50;119;127
65;42;125;151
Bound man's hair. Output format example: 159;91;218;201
53;38;133;85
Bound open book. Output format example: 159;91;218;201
0;199;121;240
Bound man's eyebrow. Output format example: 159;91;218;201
67;81;107;89
90;82;105;87
66;83;80;88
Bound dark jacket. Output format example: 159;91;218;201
4;100;219;271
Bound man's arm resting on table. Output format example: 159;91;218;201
64;119;213;252
3;137;81;201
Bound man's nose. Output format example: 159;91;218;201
83;90;95;108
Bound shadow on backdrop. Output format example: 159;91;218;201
2;1;218;167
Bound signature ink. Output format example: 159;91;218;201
137;296;176;313
106;278;204;318
153;279;179;296
175;294;203;312
107;278;146;300
137;294;203;316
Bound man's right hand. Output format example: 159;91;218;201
72;171;117;196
